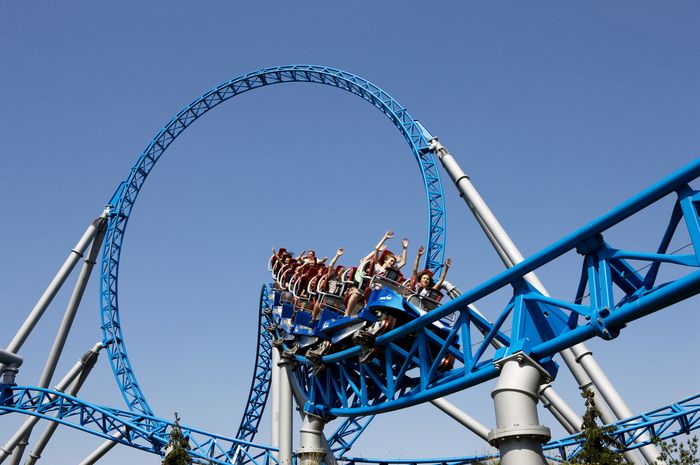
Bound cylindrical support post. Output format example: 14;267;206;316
38;223;106;388
281;363;337;465
0;351;22;370
297;415;326;465
430;398;490;441
270;348;281;459
5;441;27;465
6;224;106;465
278;358;293;465
539;384;581;434
76;432;123;465
0;343;103;463
23;344;102;465
2;209;109;359
572;346;660;464
471;304;586;437
431;139;661;461
488;356;551;465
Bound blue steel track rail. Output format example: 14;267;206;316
251;284;375;457
1;387;696;464
99;65;448;418
292;158;700;418
236;285;275;446
0;387;279;465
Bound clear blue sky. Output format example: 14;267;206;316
1;1;698;463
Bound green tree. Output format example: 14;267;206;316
655;436;699;465
567;389;625;465
162;413;193;465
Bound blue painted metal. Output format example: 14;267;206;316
291;158;700;417
2;386;695;465
0;386;279;465
327;415;374;458
341;392;700;463
544;393;700;460
235;285;275;445
99;65;448;417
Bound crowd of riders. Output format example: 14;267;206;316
269;230;453;320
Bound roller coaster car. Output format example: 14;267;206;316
407;288;444;312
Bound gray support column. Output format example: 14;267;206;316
5;442;26;465
488;356;551;465
2;209;109;360
0;343;103;463
430;138;659;463
24;345;102;465
539;384;581;434
297;415;326;465
38;222;106;389
0;351;22;370
76;431;123;465
6;223;106;465
573;346;660;464
471;303;586;438
278;358;293;465
430;398;490;441
270;348;281;459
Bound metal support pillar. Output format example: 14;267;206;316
539;384;581;434
472;303;586;439
76;431;123;465
36;221;106;389
283;364;336;465
24;344;102;465
430;398;490;441
489;355;551;465
270;348;281;459
1;209;109;361
572;346;661;464
278;358;293;465
5;222;106;465
428;136;658;463
0;343;103;463
297;414;326;465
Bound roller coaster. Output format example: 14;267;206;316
0;65;698;465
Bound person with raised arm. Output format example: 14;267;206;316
312;247;344;320
411;245;452;299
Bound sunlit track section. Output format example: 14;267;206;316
338;394;700;465
289;158;700;417
236;285;275;446
100;65;448;418
545;393;700;460
247;285;375;459
2;387;696;465
326;416;374;459
0;387;278;465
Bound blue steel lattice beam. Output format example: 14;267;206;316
100;65;448;417
0;387;278;465
236;285;275;445
296;158;700;417
2;386;696;465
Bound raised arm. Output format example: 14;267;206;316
396;238;409;269
371;230;394;262
412;245;425;282
327;247;344;277
434;258;452;290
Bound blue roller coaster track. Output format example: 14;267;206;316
1;64;697;464
284;158;700;418
99;65;447;419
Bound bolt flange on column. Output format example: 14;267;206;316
489;354;551;465
297;414;326;465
